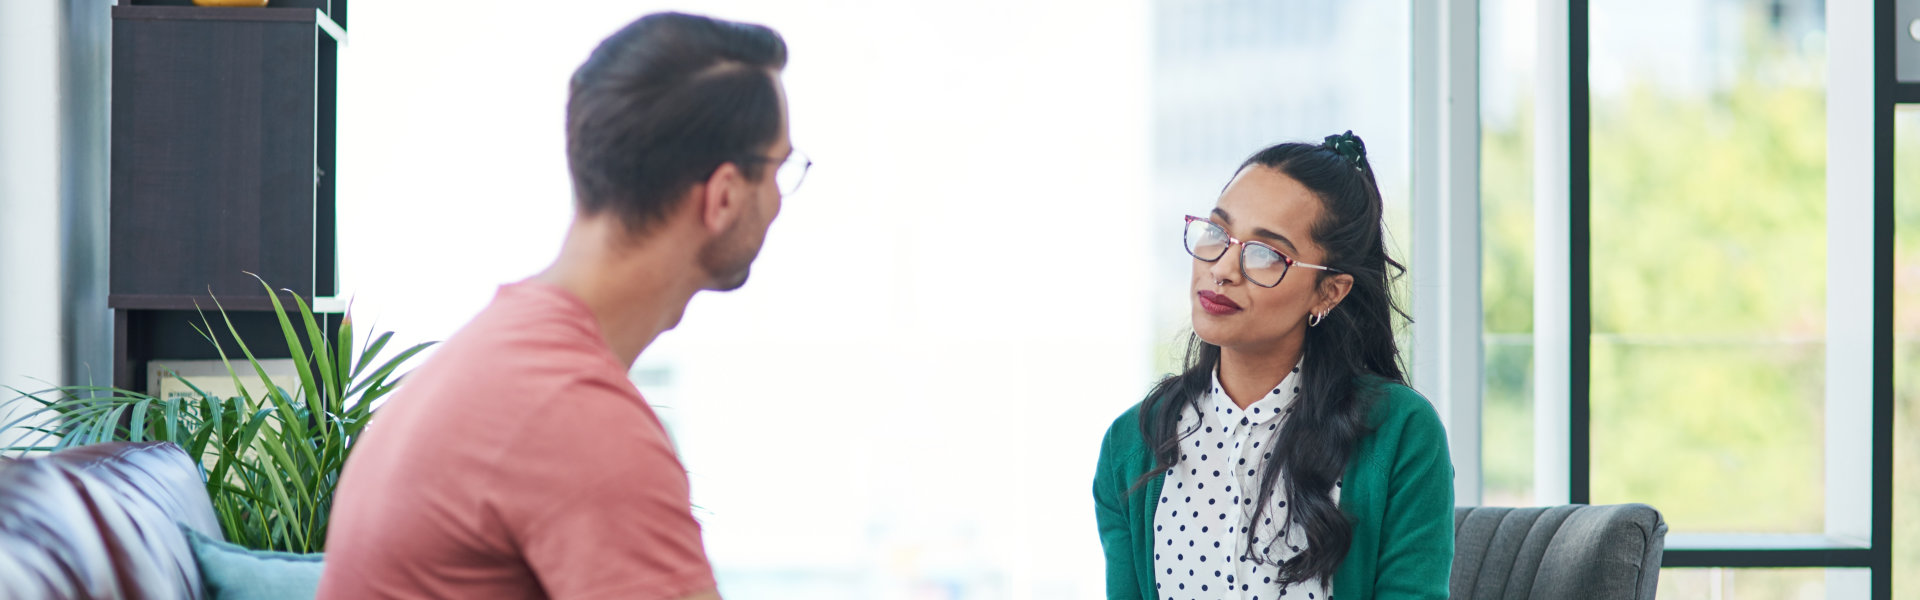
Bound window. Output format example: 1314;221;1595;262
1892;104;1919;600
1479;0;1539;507
1560;0;1891;593
1659;568;1868;600
1587;0;1830;535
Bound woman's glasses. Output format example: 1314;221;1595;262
1183;215;1341;288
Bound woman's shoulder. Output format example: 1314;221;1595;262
1106;380;1182;438
1102;402;1146;451
1106;399;1144;429
1357;376;1445;434
1100;395;1166;470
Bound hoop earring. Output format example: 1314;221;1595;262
1307;311;1325;327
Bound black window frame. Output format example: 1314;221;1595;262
1565;0;1902;596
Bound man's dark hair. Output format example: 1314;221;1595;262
566;12;788;233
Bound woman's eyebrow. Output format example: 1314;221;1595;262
1250;227;1298;253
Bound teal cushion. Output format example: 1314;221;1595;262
179;523;325;600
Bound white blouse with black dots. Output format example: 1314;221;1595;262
1151;364;1341;600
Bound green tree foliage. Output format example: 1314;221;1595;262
1891;107;1920;599
1480;13;1832;536
1586;75;1828;533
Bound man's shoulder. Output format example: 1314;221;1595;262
394;291;630;411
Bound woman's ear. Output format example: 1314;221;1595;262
1317;273;1354;314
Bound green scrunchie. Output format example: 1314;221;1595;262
1323;130;1368;170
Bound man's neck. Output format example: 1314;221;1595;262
532;218;704;368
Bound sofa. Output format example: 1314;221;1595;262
1452;504;1669;600
0;442;1671;600
0;441;222;599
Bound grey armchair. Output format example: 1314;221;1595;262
1451;504;1668;600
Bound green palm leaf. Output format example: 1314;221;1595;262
1;279;432;553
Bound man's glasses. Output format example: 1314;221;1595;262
1183;215;1341;288
745;150;811;196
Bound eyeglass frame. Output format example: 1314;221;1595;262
735;149;812;196
1183;215;1342;288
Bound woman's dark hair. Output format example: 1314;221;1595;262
566;12;788;234
1134;133;1408;584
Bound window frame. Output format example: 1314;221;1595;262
1534;0;1894;596
1427;0;1902;596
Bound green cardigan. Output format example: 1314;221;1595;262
1094;381;1454;600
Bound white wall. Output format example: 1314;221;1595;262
0;0;68;451
0;0;113;454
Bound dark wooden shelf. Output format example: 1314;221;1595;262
113;308;341;393
110;5;340;304
112;6;346;43
109;293;304;312
122;0;346;31
108;1;348;394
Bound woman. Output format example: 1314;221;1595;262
1094;132;1453;600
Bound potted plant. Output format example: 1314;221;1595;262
1;277;431;552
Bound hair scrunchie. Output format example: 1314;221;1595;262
1322;130;1368;171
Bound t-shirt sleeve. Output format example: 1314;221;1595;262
502;378;717;600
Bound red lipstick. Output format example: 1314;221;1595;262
1197;290;1242;315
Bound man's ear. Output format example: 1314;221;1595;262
1317;273;1355;314
697;162;747;235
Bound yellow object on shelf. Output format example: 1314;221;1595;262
192;0;269;6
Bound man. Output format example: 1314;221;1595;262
318;12;803;599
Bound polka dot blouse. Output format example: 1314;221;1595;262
1151;363;1340;600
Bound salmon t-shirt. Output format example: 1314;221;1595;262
317;281;714;600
